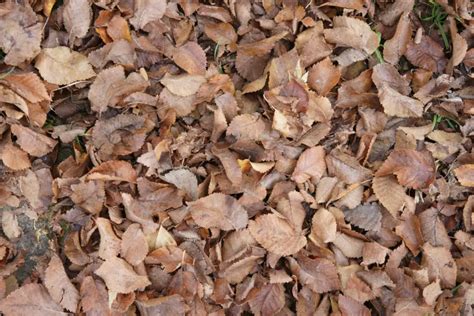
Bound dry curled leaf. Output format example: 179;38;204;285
35;47;96;85
376;149;435;189
189;193;248;231
453;164;474;187
384;12;412;65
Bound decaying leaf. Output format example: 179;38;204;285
130;0;167;30
63;0;92;41
405;36;447;73
453;164;474;187
35;47;96;85
10;124;57;157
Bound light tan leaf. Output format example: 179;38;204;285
0;143;31;170
332;232;365;258
2;211;21;240
172;42;207;75
96;217;121;260
45;254;80;312
308;57;341;96
136;295;187;316
453;164;474;187
160;169;198;200
376;149;435;189
130;0;166;30
292;146;326;184
146;246;192;273
248;213;307;256
0;283;65;316
63;0;92;40
95;257;151;293
189;193;248;231
204;22;237;45
310;208;337;243
35;47;95;85
0;4;43;66
362;242;390;266
384;12;412;65
423;279;442;306
323;16;378;54
121;223;149;266
378;84;423;118
338;294;371;316
10;124;57;157
86;160;137;183
419;207;452;248
160;73;206;97
372;175;410;217
80;277;111;316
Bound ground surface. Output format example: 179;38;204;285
0;0;473;315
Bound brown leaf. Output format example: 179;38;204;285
87;160;137;183
172;42;207;75
211;146;242;185
362;242;390;265
1;72;50;103
372;175;411;217
379;0;414;26
88;39;136;69
88;66;148;113
80;277;111;316
10;124;57;157
308;57;341;96
378;83;423;118
95;257;151;293
344;203;382;232
247;283;285;316
289;254;340;293
160;169;198;201
96;217;121;260
395;214;424;255
310;208;337;244
0;4;42;66
292;146;326;184
70;180;105;214
35;47;96;85
63;0;92;40
423;279;442;306
405;36;447;73
419;207;452;248
248;213;306;256
268;49;299;89
295;23;332;68
204;22;237;45
0;143;31;171
384;12;412;65
160;74;206;97
0;283;65;316
422;243;457;288
45;254;80;312
323;16;378;54
326;148;372;184
453;164;474;187
121;223;149;266
376;149;435;189
136;295;187;316
130;0;166;30
372;63;410;95
227;113;268;141
338;294;371;316
219;256;262;284
146;246;191;273
189;193;248;231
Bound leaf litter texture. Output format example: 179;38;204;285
0;0;473;315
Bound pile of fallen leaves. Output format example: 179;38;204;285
0;0;473;315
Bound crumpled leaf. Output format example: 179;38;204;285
70;180;105;214
376;149;435;189
63;0;92;41
189;193;248;231
44;254;80;312
1;72;50;103
87;160;137;183
0;283;66;316
422;243;457;288
384;12;412;65
0;3;43;66
310;208;337;244
405;36;447;73
10;124;57;157
35;47;96;85
96;217;121;260
227;113;268;141
95;257;151;293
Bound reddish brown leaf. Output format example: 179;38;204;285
308;57;341;96
405;36;447;73
172;42;207;75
